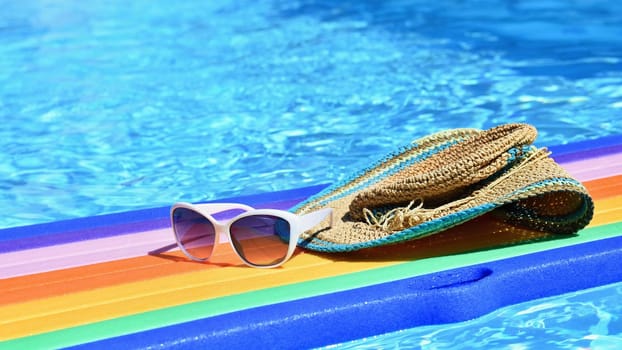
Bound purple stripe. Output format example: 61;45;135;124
552;143;622;163
0;228;172;278
0;198;315;276
562;152;622;181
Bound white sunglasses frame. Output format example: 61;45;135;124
170;202;332;268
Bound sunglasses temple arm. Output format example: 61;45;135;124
299;208;333;232
193;203;255;215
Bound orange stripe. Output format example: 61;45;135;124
583;174;621;199
0;248;243;305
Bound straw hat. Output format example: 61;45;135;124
292;123;594;252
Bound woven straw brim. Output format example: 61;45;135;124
292;124;594;253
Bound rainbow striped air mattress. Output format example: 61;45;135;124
1;135;621;349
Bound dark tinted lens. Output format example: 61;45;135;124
172;207;215;260
230;215;290;267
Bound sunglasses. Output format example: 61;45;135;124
170;202;332;268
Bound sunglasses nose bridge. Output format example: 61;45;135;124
215;225;231;244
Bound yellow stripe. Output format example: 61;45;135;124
592;196;622;226
0;255;392;339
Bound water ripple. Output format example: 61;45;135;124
0;0;620;228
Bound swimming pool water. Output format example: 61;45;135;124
1;0;621;348
325;281;622;349
0;0;620;229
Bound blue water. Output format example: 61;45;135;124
1;1;621;348
324;281;622;349
1;0;621;229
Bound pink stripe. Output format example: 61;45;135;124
3;150;621;279
561;152;622;181
0;228;173;278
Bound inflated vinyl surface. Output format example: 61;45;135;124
1;135;621;349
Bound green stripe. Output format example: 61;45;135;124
2;221;621;350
